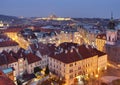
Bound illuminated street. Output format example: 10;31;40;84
5;32;29;49
0;0;120;85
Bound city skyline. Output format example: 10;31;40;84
0;0;120;18
1;1;120;84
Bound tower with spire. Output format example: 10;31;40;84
106;12;117;45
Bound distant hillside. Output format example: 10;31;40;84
0;14;20;22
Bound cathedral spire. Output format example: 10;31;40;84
111;12;113;20
108;12;115;30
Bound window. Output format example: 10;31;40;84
64;64;65;67
37;62;39;65
69;64;73;67
78;67;81;70
69;69;73;73
75;73;77;77
75;62;77;65
78;71;81;75
64;69;65;73
69;74;73;79
56;65;58;68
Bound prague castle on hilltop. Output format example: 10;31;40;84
0;14;120;85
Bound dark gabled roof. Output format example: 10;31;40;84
58;42;78;49
1;51;17;64
4;28;24;32
16;48;25;59
30;43;56;56
0;54;7;65
25;53;41;64
92;49;106;57
0;41;18;47
49;43;106;64
50;49;80;63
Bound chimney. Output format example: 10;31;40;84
70;48;73;53
65;50;68;54
54;52;56;55
86;44;89;49
54;52;58;55
60;48;63;53
75;48;79;53
20;53;22;57
10;53;13;56
35;43;39;48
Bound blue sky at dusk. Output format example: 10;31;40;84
0;0;120;18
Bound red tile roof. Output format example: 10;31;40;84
92;49;106;57
16;48;25;59
30;43;56;56
0;41;18;47
38;43;55;56
0;34;10;40
9;50;25;61
25;53;41;64
50;49;80;63
58;42;78;49
0;54;7;66
49;43;106;63
0;70;15;85
4;28;24;33
96;33;106;40
1;51;17;64
77;45;95;59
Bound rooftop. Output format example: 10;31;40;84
96;33;106;40
49;42;106;63
25;53;41;64
2;67;14;74
0;70;15;85
0;41;18;47
1;51;17;64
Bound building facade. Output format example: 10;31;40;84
95;33;106;52
48;42;107;85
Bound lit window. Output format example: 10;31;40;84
78;67;81;70
19;59;22;62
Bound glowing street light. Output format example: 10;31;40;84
95;74;99;78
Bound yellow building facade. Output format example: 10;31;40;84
95;34;106;52
48;43;107;85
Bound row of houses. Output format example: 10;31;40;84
0;32;107;85
29;42;107;85
0;48;42;83
48;42;107;85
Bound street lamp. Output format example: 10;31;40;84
95;74;98;78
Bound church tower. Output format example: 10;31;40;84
106;13;117;45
